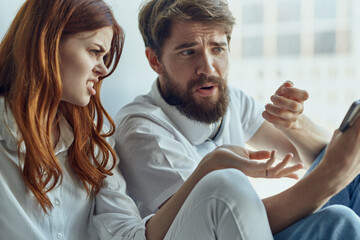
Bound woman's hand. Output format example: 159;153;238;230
198;145;303;180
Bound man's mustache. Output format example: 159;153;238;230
187;76;225;89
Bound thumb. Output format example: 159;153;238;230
249;150;272;160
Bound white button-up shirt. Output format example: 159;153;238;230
114;81;264;217
0;97;152;240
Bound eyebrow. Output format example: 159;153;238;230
95;43;109;54
173;41;228;51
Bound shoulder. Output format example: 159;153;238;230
228;86;262;112
228;86;254;102
114;94;172;130
116;94;159;117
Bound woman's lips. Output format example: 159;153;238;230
87;80;97;95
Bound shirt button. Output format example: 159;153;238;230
57;232;63;239
54;199;60;206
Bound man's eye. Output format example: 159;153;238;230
181;49;194;56
213;47;224;53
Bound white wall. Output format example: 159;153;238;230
100;0;157;117
0;0;156;118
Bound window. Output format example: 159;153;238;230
242;4;263;24
242;37;263;57
277;0;301;22
314;31;336;55
315;0;336;19
277;34;301;56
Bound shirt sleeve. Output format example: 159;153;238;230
114;115;198;216
92;165;154;240
232;88;265;142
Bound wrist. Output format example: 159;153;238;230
311;160;349;196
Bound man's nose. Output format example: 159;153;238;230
196;52;216;77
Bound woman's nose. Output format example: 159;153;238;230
93;60;109;76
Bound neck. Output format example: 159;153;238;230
209;118;223;139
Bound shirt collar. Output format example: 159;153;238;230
0;97;22;152
150;80;221;145
0;97;74;154
53;115;74;155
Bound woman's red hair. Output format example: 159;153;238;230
0;0;124;212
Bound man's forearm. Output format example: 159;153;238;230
263;161;344;233
282;114;331;167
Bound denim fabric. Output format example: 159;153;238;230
275;147;360;240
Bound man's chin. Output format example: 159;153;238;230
193;94;219;105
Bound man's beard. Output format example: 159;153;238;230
161;68;229;124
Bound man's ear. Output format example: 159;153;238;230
145;47;163;74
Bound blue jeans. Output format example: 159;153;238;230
274;148;360;240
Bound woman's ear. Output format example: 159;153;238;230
145;47;163;74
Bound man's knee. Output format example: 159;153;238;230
315;205;360;238
275;205;360;240
319;205;360;225
196;169;261;205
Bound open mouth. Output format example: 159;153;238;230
87;81;94;88
87;80;97;95
200;86;214;90
196;84;218;96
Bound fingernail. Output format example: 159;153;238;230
285;80;294;86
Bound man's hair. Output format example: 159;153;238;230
139;0;236;57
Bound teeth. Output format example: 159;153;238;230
87;81;94;88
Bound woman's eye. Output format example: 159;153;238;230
103;54;109;63
91;49;101;56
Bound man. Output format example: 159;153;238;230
114;0;360;238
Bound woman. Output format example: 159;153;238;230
0;0;144;239
0;0;302;239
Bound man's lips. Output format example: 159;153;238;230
195;84;218;96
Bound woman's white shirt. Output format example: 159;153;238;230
0;97;151;240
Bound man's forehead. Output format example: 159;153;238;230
168;21;227;45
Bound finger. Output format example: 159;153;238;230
283;173;300;180
270;95;304;113
274;163;303;177
282;87;309;102
275;81;294;96
271;153;293;175
262;111;296;129
275;82;289;96
275;81;308;101
283;80;294;88
265;103;300;121
238;153;274;174
249;150;272;160
264;150;276;168
240;160;270;174
217;148;269;171
350;113;360;133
